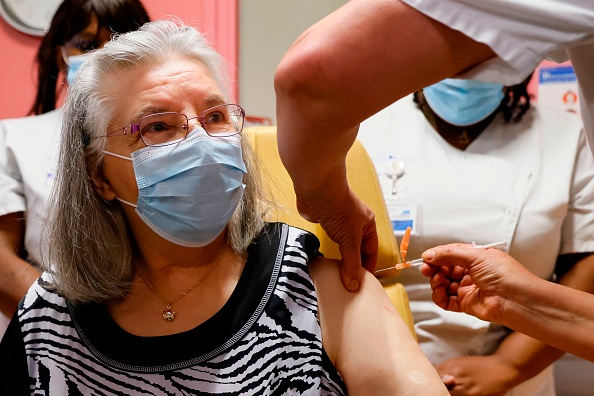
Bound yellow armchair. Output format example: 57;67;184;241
245;126;416;338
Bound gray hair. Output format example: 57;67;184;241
43;20;269;303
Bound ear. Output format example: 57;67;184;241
89;166;117;202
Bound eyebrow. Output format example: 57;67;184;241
125;95;228;125
203;95;226;108
128;106;171;124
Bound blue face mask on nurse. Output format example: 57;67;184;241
61;25;112;85
423;79;505;126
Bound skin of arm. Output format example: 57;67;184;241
436;253;594;395
308;255;448;395
421;244;594;363
274;0;495;291
0;212;40;316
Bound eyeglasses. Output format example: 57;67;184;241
105;104;245;147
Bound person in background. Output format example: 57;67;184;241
421;244;594;364
360;75;594;395
0;0;150;337
273;0;594;292
0;21;447;395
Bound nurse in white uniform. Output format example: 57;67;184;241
0;0;151;340
359;77;594;395
273;0;594;294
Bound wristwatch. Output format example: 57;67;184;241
0;0;62;36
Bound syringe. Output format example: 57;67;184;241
375;240;507;273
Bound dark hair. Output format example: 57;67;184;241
30;0;150;115
499;72;534;123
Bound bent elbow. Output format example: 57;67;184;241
274;39;337;104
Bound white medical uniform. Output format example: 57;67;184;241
359;97;594;396
0;109;62;338
401;0;594;156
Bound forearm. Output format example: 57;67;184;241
502;277;594;362
492;253;594;377
492;332;564;387
0;212;39;316
274;0;494;196
0;254;39;316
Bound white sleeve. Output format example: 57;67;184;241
568;42;594;155
560;129;594;254
0;120;26;216
401;0;594;85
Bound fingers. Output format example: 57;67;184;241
339;265;364;293
337;232;365;292
440;374;456;391
360;217;378;273
313;191;378;292
337;222;376;291
429;271;463;312
294;186;383;292
422;243;481;269
430;284;449;309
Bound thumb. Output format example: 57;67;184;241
338;242;365;292
360;220;378;273
441;374;456;391
421;244;480;269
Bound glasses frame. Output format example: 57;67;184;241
104;103;246;147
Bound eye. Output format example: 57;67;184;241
76;39;98;53
141;120;176;134
137;113;188;146
204;110;226;124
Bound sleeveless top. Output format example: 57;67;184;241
0;223;347;395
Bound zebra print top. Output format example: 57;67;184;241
0;223;347;395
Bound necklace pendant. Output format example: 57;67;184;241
162;305;176;322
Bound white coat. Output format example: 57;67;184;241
359;97;594;396
0;109;62;337
402;0;594;156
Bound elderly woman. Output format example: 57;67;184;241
0;21;446;395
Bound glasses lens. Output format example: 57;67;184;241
139;113;188;146
202;104;244;136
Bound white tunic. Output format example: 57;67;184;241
359;97;594;395
401;0;594;155
0;109;62;338
0;109;62;266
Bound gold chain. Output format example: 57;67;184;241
137;251;226;322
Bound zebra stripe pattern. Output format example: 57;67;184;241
19;223;347;395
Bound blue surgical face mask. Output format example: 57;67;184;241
103;128;247;247
423;79;505;126
65;53;91;85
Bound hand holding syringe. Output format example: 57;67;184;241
375;229;507;273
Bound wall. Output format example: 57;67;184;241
238;0;347;125
0;0;347;122
0;20;40;118
0;0;238;120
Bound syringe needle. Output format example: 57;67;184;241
374;240;507;273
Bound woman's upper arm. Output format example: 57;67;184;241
310;257;447;395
